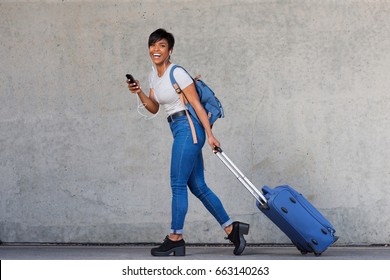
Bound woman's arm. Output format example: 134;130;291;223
128;80;159;114
181;83;220;150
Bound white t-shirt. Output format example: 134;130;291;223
149;64;193;116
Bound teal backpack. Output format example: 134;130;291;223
169;65;224;126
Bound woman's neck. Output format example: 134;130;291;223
156;61;171;77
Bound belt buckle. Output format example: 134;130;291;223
168;114;175;123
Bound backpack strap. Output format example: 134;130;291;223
179;93;198;144
170;65;198;144
170;65;195;99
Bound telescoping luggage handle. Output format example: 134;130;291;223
214;147;268;208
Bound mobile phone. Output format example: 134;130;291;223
126;74;136;84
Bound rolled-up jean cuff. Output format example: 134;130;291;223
170;229;184;234
221;219;233;229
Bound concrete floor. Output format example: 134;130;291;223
1;244;389;260
2;245;389;280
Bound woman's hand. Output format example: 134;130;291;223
208;133;220;151
126;81;159;114
127;80;142;94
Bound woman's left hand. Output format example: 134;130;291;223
208;134;220;151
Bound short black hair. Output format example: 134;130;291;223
148;28;175;50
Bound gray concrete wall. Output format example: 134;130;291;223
1;0;389;245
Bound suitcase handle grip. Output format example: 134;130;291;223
214;146;268;208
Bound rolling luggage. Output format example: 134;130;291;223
214;147;338;256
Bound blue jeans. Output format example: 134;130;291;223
169;114;232;234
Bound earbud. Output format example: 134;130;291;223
169;51;172;55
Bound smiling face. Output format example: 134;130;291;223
149;39;172;66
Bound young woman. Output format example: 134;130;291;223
127;28;249;256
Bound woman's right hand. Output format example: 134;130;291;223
127;82;159;114
127;80;142;94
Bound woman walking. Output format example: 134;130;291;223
127;28;249;256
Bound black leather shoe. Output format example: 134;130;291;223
226;221;250;255
151;236;186;256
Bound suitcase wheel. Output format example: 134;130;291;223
307;243;322;257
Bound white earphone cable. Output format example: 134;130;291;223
135;93;159;120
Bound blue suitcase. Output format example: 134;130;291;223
215;147;338;256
